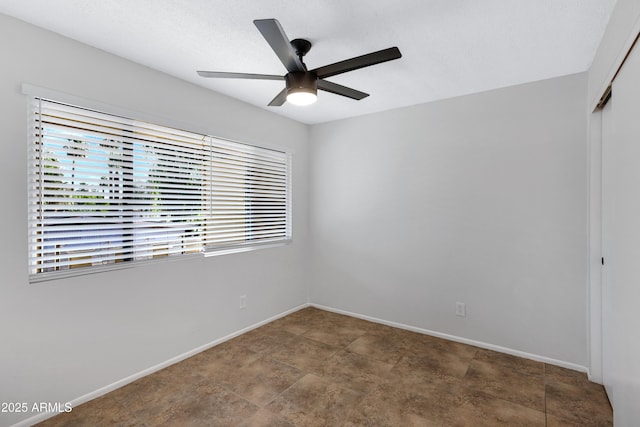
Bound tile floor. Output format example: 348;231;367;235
37;307;612;426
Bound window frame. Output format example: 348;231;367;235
25;85;292;283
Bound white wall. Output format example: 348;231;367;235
0;14;309;427
309;73;588;366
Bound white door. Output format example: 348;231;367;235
601;39;640;424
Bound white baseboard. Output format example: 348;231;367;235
12;303;310;427
310;303;589;374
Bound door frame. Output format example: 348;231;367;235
588;108;603;384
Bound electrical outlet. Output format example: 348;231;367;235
240;295;247;309
455;302;466;317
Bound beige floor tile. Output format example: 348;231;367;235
392;347;472;387
545;381;613;426
347;332;409;364
267;318;311;336
268;334;339;373
146;382;258;426
231;327;299;354
214;355;304;407
265;374;363;427
238;408;295;427
183;340;262;382
267;309;322;335
462;359;545;411
301;320;368;348
344;380;458;426
546;412;585;426
109;365;203;420
450;388;546;426
316;349;394;392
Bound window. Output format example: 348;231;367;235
28;98;290;282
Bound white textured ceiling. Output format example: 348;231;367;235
0;0;616;124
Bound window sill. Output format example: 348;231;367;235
203;239;291;257
29;240;291;283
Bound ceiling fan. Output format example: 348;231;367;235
197;19;402;106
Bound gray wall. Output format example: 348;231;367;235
309;73;588;366
0;14;309;427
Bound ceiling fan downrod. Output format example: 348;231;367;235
290;38;312;69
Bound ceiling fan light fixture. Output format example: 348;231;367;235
285;71;317;106
287;89;317;106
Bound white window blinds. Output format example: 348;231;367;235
28;98;290;281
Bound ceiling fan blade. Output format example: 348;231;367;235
312;47;402;79
197;71;284;80
268;88;288;106
317;79;369;100
254;19;305;73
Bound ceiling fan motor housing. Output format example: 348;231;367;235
286;71;317;92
